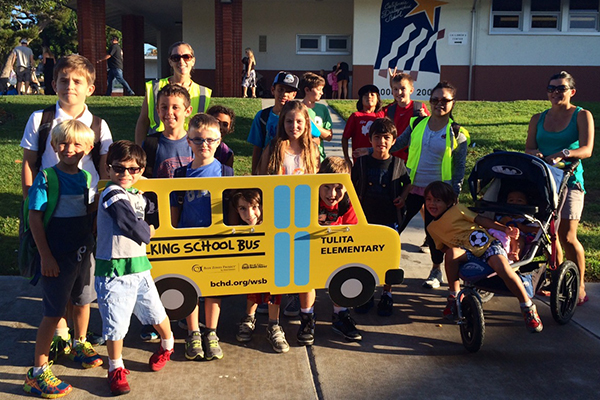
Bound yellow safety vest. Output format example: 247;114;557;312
406;116;468;185
146;77;212;133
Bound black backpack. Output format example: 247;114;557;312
258;106;274;147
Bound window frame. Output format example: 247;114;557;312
296;34;352;55
490;0;600;35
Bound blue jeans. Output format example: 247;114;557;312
106;68;134;96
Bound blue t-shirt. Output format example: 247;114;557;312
171;159;223;228
246;108;321;149
153;135;194;178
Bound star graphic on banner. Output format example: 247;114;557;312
406;0;448;28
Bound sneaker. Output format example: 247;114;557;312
377;294;394;316
69;341;103;369
522;304;543;333
442;295;459;321
354;296;374;314
203;331;223;360
185;331;204;360
420;237;431;253
108;367;130;396
267;324;290;353
332;310;362;341
24;366;72;398
256;303;269;315
422;268;443;289
297;312;315;346
49;335;71;362
140;325;159;341
149;346;173;371
236;316;256;342
283;294;300;317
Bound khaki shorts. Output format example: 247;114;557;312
560;186;585;220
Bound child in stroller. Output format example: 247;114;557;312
423;181;544;333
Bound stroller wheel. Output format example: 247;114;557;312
476;289;494;303
550;260;579;325
460;293;485;353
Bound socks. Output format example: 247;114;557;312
108;357;124;372
333;306;347;314
300;307;314;314
268;319;279;327
248;313;256;320
32;364;47;377
74;336;87;348
161;333;174;351
520;300;533;308
55;327;69;341
449;291;458;297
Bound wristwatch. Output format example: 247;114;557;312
562;149;571;158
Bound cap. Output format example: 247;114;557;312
272;72;299;91
358;84;380;97
20;38;28;44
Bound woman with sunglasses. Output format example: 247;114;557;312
354;81;469;290
135;41;212;145
526;71;595;306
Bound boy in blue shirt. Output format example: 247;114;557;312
24;120;102;398
171;113;233;361
95;140;174;396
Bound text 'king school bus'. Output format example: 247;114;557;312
129;173;403;320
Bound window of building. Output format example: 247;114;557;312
297;35;351;55
491;0;599;33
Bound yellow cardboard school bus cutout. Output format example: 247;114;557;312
128;174;403;320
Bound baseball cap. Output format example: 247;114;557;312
20;38;28;44
272;72;299;91
358;84;380;97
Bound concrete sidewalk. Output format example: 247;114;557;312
2;100;599;399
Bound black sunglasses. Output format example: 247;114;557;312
547;85;570;93
169;54;194;63
109;164;142;175
187;137;220;146
430;97;454;105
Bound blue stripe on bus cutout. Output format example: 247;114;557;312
274;186;290;229
294;232;310;286
294;185;311;228
274;232;290;287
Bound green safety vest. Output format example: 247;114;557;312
146;77;212;133
406;116;468;185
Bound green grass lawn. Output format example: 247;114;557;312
1;96;598;281
329;99;600;281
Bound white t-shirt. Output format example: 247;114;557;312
20;102;113;194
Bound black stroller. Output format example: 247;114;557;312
454;151;579;352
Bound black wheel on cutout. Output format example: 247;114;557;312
550;260;579;325
328;266;376;308
476;289;494;303
155;277;199;321
460;293;485;353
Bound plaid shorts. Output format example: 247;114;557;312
465;240;507;263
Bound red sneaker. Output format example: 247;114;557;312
108;367;130;396
522;304;543;333
442;295;458;321
149;346;173;371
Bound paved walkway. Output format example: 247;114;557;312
1;100;599;399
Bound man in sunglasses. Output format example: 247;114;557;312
97;36;135;97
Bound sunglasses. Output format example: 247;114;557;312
187;137;220;146
430;97;454;105
547;85;570;93
109;164;142;175
169;54;194;63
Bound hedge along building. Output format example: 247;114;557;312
70;0;600;100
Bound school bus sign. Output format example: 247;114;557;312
124;174;403;320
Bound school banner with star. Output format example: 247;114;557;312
373;0;448;100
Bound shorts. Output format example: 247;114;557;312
95;270;167;341
247;293;282;305
560;186;584;220
465;240;507;263
16;66;32;82
41;246;96;318
242;70;256;88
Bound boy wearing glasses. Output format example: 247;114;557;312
95;140;174;395
171;113;233;362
